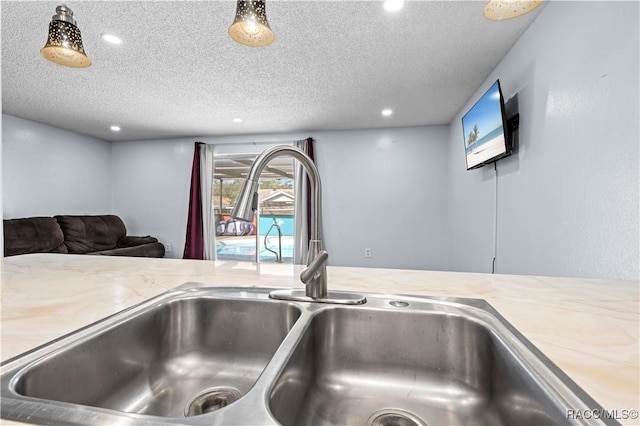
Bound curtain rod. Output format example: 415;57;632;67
205;137;312;146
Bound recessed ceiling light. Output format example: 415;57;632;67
110;125;121;132
233;118;243;123
382;109;393;116
383;0;404;12
101;34;123;45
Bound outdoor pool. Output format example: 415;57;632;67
216;236;294;262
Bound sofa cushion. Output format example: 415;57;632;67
55;215;127;254
3;217;68;256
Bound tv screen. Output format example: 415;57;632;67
462;80;511;170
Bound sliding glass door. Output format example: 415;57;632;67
213;152;294;264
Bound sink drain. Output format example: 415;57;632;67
184;386;242;417
367;409;427;426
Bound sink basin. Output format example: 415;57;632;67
4;289;301;421
1;285;618;425
270;307;566;426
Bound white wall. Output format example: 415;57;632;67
447;1;639;280
2;114;112;218
316;126;449;270
111;137;194;258
111;126;450;270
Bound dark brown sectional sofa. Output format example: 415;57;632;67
3;215;165;258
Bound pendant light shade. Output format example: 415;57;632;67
228;1;275;47
483;0;544;20
40;4;91;68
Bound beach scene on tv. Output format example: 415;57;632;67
463;81;507;169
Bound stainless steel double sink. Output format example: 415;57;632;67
1;284;617;425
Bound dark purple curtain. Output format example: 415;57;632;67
183;142;204;259
306;137;315;244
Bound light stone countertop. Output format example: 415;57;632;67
1;254;638;425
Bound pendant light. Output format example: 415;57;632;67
483;0;543;20
228;1;275;47
40;4;91;68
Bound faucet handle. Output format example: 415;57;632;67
300;250;328;284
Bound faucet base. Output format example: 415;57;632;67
269;289;367;305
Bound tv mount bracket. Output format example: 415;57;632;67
507;114;520;131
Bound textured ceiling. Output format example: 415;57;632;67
1;1;543;142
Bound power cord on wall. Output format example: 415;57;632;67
492;161;498;274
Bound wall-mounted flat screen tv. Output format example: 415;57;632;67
462;80;512;170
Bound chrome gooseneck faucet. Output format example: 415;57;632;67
231;145;365;305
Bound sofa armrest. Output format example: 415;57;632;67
3;217;68;256
117;235;158;248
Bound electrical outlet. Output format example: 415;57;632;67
165;243;172;253
364;247;372;258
